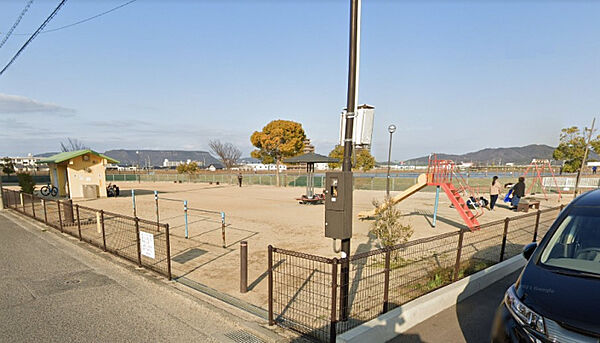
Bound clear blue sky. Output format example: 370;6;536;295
1;0;598;160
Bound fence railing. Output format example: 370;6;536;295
1;188;172;280
268;205;564;342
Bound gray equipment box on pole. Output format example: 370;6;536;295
324;171;353;240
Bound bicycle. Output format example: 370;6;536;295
40;183;58;197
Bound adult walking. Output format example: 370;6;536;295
489;176;502;210
237;173;243;187
510;176;526;210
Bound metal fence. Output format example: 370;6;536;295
1;188;172;279
268;205;564;342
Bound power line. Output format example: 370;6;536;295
0;0;35;50
9;0;137;36
0;0;68;77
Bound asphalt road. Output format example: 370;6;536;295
389;271;521;343
0;210;286;342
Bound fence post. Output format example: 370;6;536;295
221;212;226;248
560;204;565;211
76;205;82;240
31;195;36;218
500;217;510;262
154;191;160;232
240;241;248;293
0;180;4;209
100;210;107;251
453;229;465;282
330;258;338;343
533;210;541;242
57;200;63;232
165;223;172;280
135;217;142;267
382;249;391;313
43;199;48;224
21;192;25;212
268;245;274;326
184;200;189;239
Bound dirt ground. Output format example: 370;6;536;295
62;181;568;310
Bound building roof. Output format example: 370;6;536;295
38;149;119;164
284;152;339;164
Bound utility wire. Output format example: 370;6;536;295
0;0;35;50
8;0;137;36
0;0;68;77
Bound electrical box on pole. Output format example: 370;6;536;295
325;171;353;240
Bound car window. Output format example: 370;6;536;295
540;211;600;276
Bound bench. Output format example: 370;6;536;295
516;200;541;213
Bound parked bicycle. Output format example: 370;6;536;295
40;183;58;197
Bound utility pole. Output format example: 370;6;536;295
340;0;361;322
574;118;596;197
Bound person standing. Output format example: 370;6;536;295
489;176;502;210
593;166;597;175
511;176;526;209
237;173;243;187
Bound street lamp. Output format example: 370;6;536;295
386;124;396;197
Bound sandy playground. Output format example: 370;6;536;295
64;181;568;310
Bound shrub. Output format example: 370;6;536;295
370;197;413;257
17;173;36;194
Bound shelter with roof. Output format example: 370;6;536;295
38;150;119;199
285;152;338;203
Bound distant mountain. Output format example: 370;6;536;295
239;157;260;163
34;152;59;158
404;144;559;165
103;149;219;167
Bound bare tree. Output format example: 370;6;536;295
60;138;88;152
208;140;242;169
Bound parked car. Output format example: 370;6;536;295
492;189;600;343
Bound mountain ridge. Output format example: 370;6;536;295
403;144;557;165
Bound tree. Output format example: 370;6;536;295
209;140;242;170
176;162;200;174
2;157;15;176
370;197;413;261
552;126;600;173
328;145;375;171
60;138;88;152
250;120;305;187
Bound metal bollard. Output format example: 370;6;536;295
184;200;188;239
240;241;248;293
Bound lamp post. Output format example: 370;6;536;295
386;124;396;197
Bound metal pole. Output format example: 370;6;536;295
340;0;361;322
43;199;48;224
433;186;440;227
165;223;172;280
135;217;142;267
268;245;274;326
131;189;136;218
100;210;107;252
57;200;63;232
31;194;36;218
453;229;464;282
0;176;4;209
154;190;160;232
500;217;510;262
382;249;391;313
221;212;226;248
76;204;82;240
330;258;339;343
386;131;393;196
533;209;541;242
184;200;189;239
240;241;248;293
574;118;595;197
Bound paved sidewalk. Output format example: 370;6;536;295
389;271;520;343
0;210;290;342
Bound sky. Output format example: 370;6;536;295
0;0;598;161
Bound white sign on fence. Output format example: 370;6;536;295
139;231;155;259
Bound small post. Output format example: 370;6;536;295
453;229;465;282
533;210;541;242
221;212;226;248
43;199;48;224
165;223;172;280
268;245;274;326
57;200;63;232
240;241;248;293
432;186;440;227
560;204;565;212
76;205;82;240
154;191;160;232
135;217;142;267
20;192;25;212
0;178;4;209
382;249;391;313
31;195;36;218
100;210;107;251
500;217;510;262
131;189;136;218
184;200;189;239
330;258;339;343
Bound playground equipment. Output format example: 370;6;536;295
522;159;562;201
284;152;339;205
359;155;484;231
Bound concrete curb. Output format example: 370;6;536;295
336;255;527;343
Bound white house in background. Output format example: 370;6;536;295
1;154;48;172
314;163;330;171
243;163;287;172
587;162;600;167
